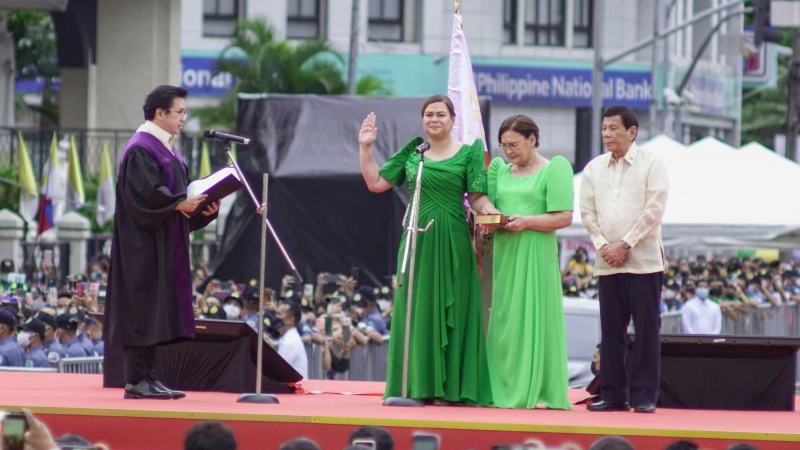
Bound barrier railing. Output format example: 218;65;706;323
0;366;57;373
661;302;800;337
57;356;104;374
304;339;390;381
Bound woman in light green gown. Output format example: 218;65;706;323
358;95;499;405
485;114;575;409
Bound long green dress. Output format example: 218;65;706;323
380;137;492;406
486;155;574;409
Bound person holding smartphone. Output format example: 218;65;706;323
104;86;220;400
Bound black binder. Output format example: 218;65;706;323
185;165;243;217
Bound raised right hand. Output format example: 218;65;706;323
359;112;378;147
176;194;207;213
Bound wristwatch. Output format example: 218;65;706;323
621;240;631;249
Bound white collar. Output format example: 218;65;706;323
137;121;174;152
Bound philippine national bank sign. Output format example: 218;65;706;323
473;64;651;109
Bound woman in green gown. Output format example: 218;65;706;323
484;114;575;409
358;95;498;405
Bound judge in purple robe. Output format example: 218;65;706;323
104;85;220;400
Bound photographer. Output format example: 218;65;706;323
316;315;352;379
782;270;800;302
717;280;753;321
755;272;782;307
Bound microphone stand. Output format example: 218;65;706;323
226;143;300;404
224;145;303;284
384;143;432;408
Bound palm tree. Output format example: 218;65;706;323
192;16;393;131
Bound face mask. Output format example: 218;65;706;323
90;271;103;281
269;318;285;338
57;308;67;315
223;304;241;319
795;279;800;287
17;331;31;348
696;287;709;299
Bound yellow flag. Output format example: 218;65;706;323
199;141;212;178
17;132;38;221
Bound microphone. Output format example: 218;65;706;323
204;130;251;145
415;142;430;154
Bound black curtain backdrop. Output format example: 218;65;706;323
209;94;491;289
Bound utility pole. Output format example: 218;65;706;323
786;29;800;162
590;0;748;157
649;0;661;140
346;0;360;95
589;0;605;158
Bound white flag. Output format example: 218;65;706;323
448;12;488;165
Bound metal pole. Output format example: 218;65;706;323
227;150;303;283
384;150;430;407
589;0;605;159
661;0;677;135
256;173;268;395
649;0;661;139
676;9;752;96
787;29;800;162
237;170;278;403
603;0;746;66
346;0;360;95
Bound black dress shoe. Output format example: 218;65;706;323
634;403;656;413
124;379;173;399
586;400;631;412
150;379;186;400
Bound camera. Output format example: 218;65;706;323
323;274;341;284
351;438;376;449
412;432;440;450
342;317;352;343
2;411;27;450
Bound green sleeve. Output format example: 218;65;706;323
546;156;575;212
466;139;488;194
378;137;423;187
487;157;505;205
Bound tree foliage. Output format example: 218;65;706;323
7;10;60;126
192;16;394;132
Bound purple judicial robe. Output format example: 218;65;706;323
104;132;217;347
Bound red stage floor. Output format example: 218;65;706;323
0;372;798;450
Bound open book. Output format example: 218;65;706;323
185;165;243;217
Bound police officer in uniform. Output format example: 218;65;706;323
56;308;90;358
76;311;96;355
19;318;50;368
0;309;24;367
238;287;262;330
34;311;63;365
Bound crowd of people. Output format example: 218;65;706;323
0;248;393;380
0;408;764;450
190;262;393;379
0;256;107;368
563;251;800;325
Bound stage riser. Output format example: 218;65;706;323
35;414;799;450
